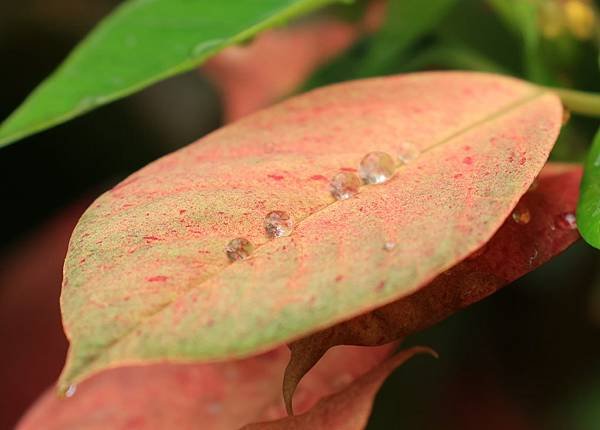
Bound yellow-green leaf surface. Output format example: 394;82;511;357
59;72;562;393
0;0;342;148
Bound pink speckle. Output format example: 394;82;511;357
454;174;463;179
519;156;527;165
310;174;328;181
179;209;187;215
146;275;168;282
335;275;344;282
268;174;284;181
463;156;473;165
143;236;161;242
340;167;357;173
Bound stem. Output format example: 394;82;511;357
549;87;600;118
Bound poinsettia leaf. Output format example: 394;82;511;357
58;72;562;393
283;163;581;412
18;344;396;430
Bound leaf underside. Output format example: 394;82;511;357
0;0;341;148
283;163;581;413
58;72;562;393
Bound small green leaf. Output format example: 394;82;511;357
0;0;343;148
577;128;600;248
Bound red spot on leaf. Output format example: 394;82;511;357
340;167;357;172
146;276;168;283
143;236;161;242
463;156;473;165
335;275;344;282
268;174;285;181
310;175;328;181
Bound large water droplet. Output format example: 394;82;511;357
556;212;577;230
330;172;361;200
512;205;531;225
264;211;294;238
359;152;396;184
65;385;77;398
397;142;420;164
225;238;253;261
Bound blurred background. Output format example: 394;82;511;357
1;0;600;428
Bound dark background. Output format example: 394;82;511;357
1;1;599;429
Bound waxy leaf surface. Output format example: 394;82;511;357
283;163;581;411
577;127;600;249
58;72;562;392
18;345;395;430
0;0;343;147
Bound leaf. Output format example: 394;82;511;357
282;162;582;413
57;72;563;394
487;0;553;84
0;0;344;148
577;127;600;248
18;344;396;430
203;17;359;122
303;0;458;89
243;347;437;430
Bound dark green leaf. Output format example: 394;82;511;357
577;127;600;248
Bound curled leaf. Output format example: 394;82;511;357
58;72;562;393
243;346;437;430
283;163;581;412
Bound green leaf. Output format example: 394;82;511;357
303;0;458;89
487;0;554;84
56;72;563;394
577;127;600;248
0;0;343;148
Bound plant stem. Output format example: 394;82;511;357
549;87;600;118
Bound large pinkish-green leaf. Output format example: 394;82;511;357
58;71;563;393
283;163;581;412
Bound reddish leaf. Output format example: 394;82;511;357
17;344;395;430
204;1;385;122
283;163;581;412
243;347;437;430
58;72;563;393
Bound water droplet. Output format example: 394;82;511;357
192;39;224;56
264;211;294;238
225;238;253;261
397;142;420;164
330;172;361;200
332;373;354;390
512;206;531;225
556;212;577;230
65;385;77;398
359;152;396;184
383;241;396;251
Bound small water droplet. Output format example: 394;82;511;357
192;39;224;56
383;241;396;251
397;142;420;164
512;206;531;225
330;172;361;200
225;238;253;261
332;373;354;390
359;151;396;184
264;211;294;238
65;385;77;398
556;212;577;230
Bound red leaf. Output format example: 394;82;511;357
282;163;581;412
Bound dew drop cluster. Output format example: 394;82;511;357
224;143;421;261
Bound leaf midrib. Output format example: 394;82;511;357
61;87;547;388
